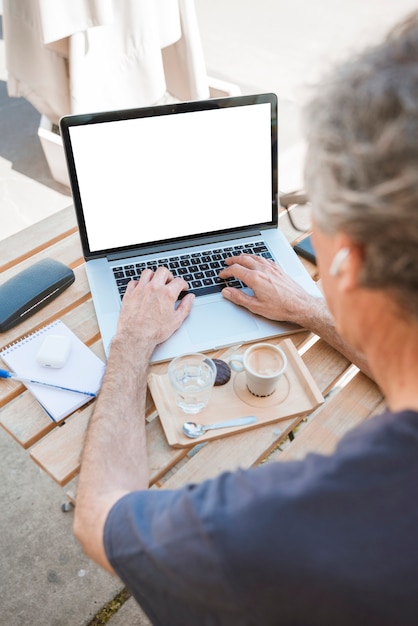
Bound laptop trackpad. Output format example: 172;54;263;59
186;300;257;343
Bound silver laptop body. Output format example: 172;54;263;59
60;93;321;362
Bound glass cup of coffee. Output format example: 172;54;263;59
229;343;287;397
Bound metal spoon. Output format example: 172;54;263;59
183;415;257;438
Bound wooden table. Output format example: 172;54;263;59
0;205;385;506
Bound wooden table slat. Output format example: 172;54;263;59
275;371;383;462
0;230;83;287
29;403;190;487
159;413;304;490
301;337;352;396
0;392;57;448
30;407;93;485
0;205;76;271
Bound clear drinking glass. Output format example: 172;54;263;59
168;353;217;414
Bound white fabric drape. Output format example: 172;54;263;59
3;0;209;123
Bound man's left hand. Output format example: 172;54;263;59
116;268;195;353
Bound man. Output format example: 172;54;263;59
74;12;418;625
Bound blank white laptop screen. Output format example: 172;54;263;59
68;102;273;254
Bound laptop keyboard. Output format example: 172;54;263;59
112;241;273;300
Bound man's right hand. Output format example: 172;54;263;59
219;254;317;324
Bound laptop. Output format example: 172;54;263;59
60;93;321;362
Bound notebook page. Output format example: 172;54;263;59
0;320;105;421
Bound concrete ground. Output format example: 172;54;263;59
0;1;416;624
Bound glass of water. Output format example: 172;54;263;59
168;353;217;414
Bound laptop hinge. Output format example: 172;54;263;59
105;230;263;262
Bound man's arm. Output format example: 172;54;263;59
73;270;194;573
220;255;372;378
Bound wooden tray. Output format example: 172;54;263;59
148;339;324;447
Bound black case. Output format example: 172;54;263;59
293;235;316;265
0;259;75;332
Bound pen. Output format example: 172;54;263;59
0;368;97;397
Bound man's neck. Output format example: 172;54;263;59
364;311;418;413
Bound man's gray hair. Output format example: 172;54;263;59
303;11;418;316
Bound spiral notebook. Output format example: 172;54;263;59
0;320;105;422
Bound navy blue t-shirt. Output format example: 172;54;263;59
104;410;418;625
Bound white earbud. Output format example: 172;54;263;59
329;247;350;276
